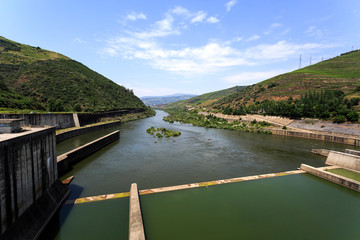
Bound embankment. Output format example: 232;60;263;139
56;120;122;143
57;130;120;175
270;129;360;146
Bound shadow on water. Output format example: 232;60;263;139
38;184;84;240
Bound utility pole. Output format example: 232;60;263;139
299;54;302;69
310;56;312;65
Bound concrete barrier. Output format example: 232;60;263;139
129;183;145;240
0;109;145;130
345;149;360;156
326;151;360;171
270;129;360;146
311;149;330;157
57;131;120;175
77;109;145;126
56;120;122;143
0;113;75;129
300;164;360;192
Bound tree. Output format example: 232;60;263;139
347;111;359;122
73;103;82;112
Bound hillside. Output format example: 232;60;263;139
213;50;360;109
166;86;246;108
0;36;146;112
141;94;197;106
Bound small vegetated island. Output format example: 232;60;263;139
146;127;181;139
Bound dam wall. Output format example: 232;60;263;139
0;126;69;239
326;151;360;171
0;113;75;129
57;130;120;175
0;108;145;130
56;120;122;143
271;129;360;146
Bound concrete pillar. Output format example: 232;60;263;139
129;183;145;240
72;113;80;128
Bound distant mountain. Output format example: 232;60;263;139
141;94;197;106
0;36;146;112
166;86;247;108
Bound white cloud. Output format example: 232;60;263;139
191;11;207;23
126;11;146;21
172;6;191;17
222;70;288;85
225;0;237;12
244;41;333;60
264;22;283;35
225;37;242;45
247;35;260;41
101;36;254;75
207;16;220;23
305;26;323;39
101;7;336;76
133;14;179;39
101;37;334;75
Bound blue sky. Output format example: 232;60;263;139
1;0;359;97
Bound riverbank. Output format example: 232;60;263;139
163;109;360;146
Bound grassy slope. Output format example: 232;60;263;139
213;50;360;108
167;86;246;108
0;36;146;112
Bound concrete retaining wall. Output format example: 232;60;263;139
56;120;122;143
0;109;145;130
311;149;330;157
326;151;360;171
57;131;120;175
0;113;75;129
77;109;145;126
345;149;360;156
271;129;360;146
300;164;360;192
0;127;58;235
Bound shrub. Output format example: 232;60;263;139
346;111;359;122
333;115;346;123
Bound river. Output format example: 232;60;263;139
58;110;355;199
44;110;359;239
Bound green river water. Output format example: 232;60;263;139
41;110;360;239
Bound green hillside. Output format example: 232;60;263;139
166;86;246;108
209;50;360;122
213;50;360;108
0;36;146;112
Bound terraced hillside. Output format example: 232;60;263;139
213;50;360;108
0;36;146;112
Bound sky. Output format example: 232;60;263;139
1;0;360;97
